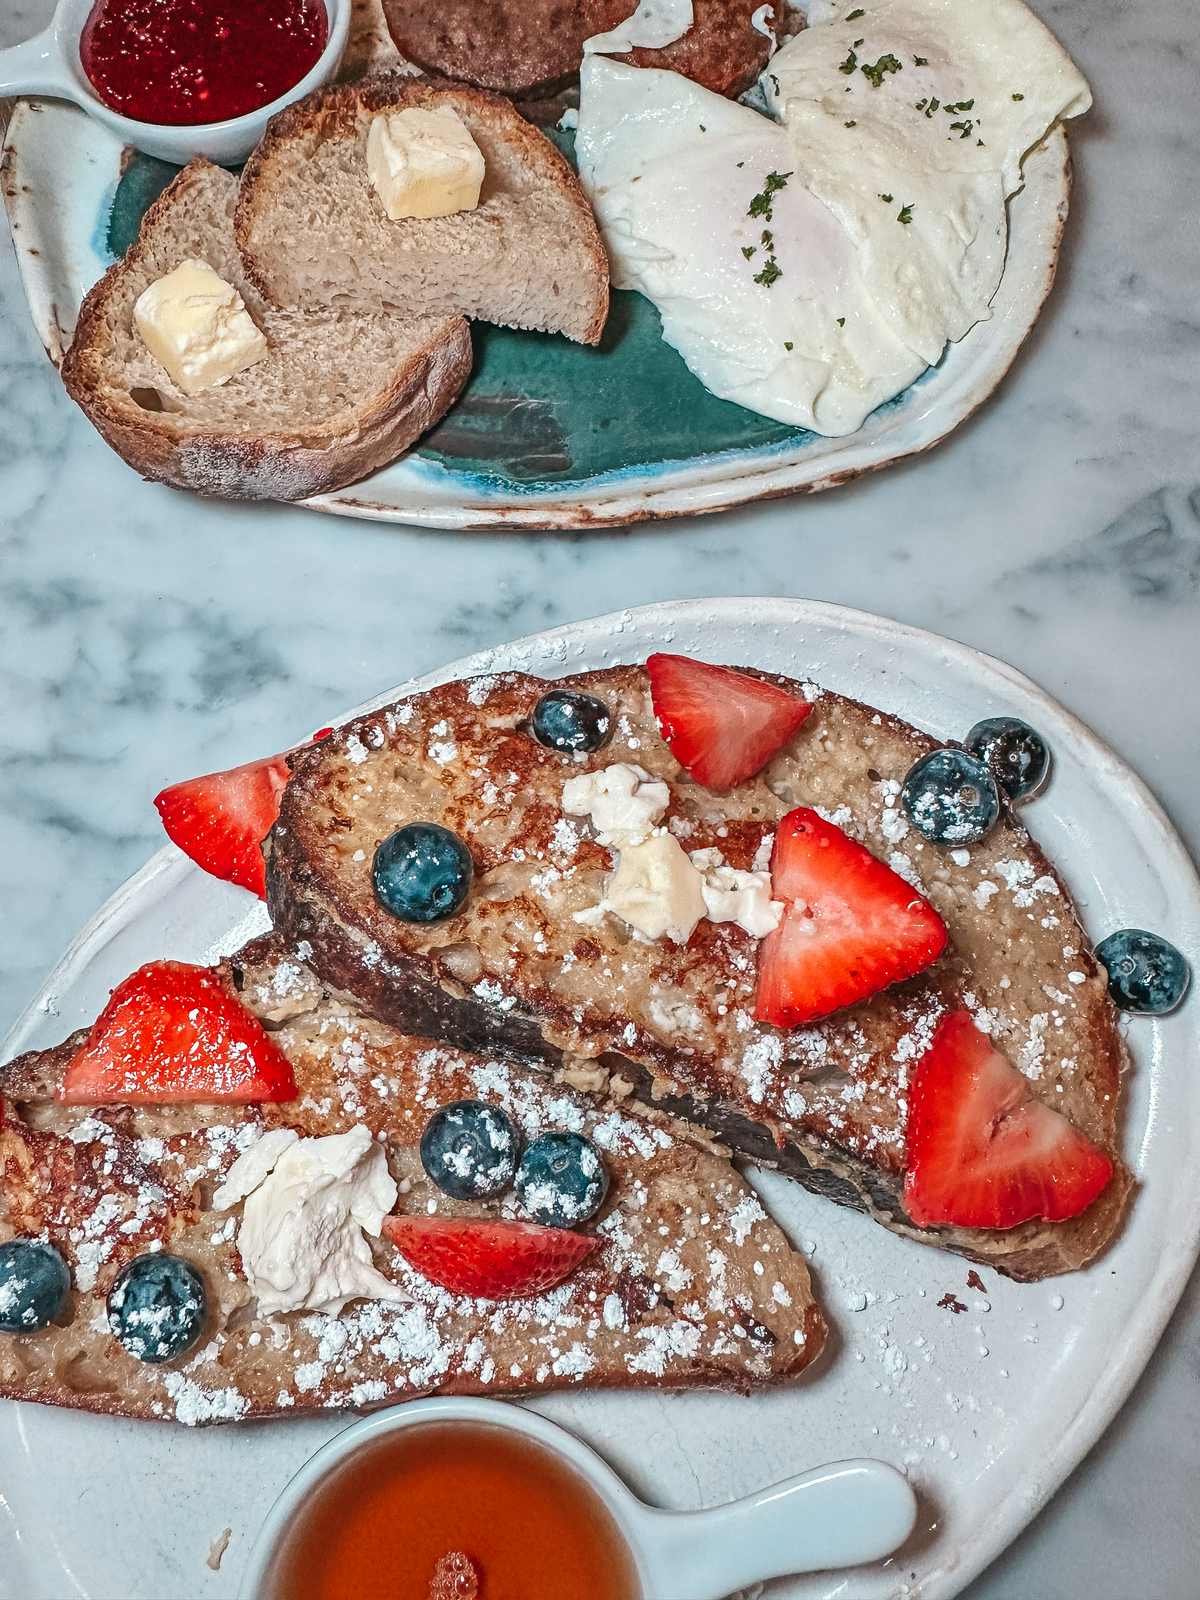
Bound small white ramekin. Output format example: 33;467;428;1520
0;0;349;165
236;1396;918;1600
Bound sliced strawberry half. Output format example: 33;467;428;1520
754;807;947;1026
383;1215;597;1300
154;751;291;899
903;1011;1113;1230
59;960;297;1105
647;653;813;792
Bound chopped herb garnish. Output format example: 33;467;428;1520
977;138;985;146
846;7;865;18
844;118;857;126
753;259;782;287
784;340;794;350
699;123;706;131
741;245;757;259
913;54;928;66
736;160;745;167
769;73;780;93
836;316;845;327
943;98;974;112
861;52;902;87
897;203;914;224
838;48;858;75
878;192;894;203
949;119;974;138
923;95;940;117
853;37;864;47
747;170;793;221
761;228;774;247
1011;91;1024;101
915;97;927;110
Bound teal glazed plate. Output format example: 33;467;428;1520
1;95;1071;529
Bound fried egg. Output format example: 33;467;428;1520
576;0;1091;435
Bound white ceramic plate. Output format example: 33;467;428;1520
3;598;1198;1600
0;84;1072;530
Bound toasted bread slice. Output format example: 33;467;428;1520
381;0;772;99
266;665;1131;1282
235;75;609;345
0;937;823;1424
60;160;471;501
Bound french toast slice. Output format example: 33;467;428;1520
266;664;1131;1281
0;937;823;1424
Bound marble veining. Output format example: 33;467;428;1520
1;0;1199;1594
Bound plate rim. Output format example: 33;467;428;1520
3;595;1199;1600
1;94;1070;529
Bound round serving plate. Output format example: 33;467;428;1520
2;598;1198;1600
1;82;1071;529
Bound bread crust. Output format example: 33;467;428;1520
266;664;1131;1282
0;938;824;1423
60;160;473;501
235;74;610;346
381;0;772;99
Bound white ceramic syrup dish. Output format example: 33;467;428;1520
0;0;349;164
237;1398;919;1599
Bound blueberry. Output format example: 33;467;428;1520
107;1253;206;1364
373;823;473;923
901;748;1001;846
515;1132;609;1227
1095;929;1191;1016
531;690;612;755
965;717;1050;802
421;1100;520;1200
0;1239;70;1333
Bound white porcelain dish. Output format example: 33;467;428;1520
2;597;1198;1600
237;1398;918;1599
0;0;349;163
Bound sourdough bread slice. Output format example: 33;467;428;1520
266;665;1131;1282
235;75;610;345
60;160;471;501
0;936;823;1424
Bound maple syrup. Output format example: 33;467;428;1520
262;1421;643;1600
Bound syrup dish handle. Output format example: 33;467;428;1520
0;27;79;104
627;1458;918;1600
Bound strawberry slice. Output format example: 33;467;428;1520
754;807;947;1026
154;752;290;899
59;961;297;1105
647;653;813;792
383;1215;597;1300
903;1011;1113;1229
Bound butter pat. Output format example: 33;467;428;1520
133;259;267;397
214;1125;407;1318
366;106;485;221
606;831;706;944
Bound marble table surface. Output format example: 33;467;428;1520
1;0;1198;1594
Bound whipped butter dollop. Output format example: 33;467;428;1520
565;764;782;944
214;1125;407;1317
562;762;670;846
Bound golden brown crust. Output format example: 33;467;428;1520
0;939;823;1423
60;160;474;501
235;74;610;346
381;0;772;99
267;664;1130;1281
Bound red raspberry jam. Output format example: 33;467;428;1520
80;0;328;127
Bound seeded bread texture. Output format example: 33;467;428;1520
236;75;610;345
60;160;471;502
382;0;773;99
266;665;1131;1282
0;937;823;1425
